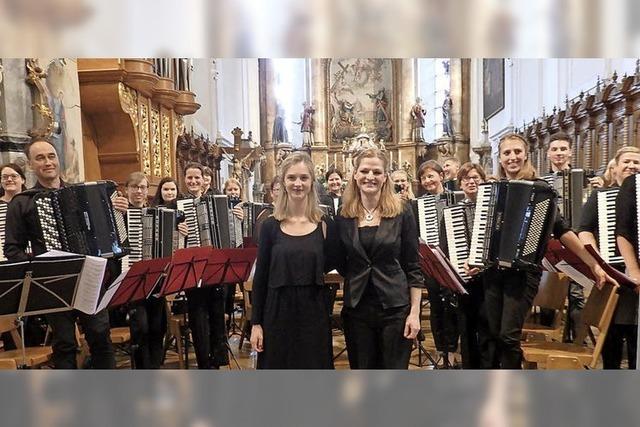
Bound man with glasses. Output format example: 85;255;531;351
4;139;129;368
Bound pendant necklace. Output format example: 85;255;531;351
362;205;378;222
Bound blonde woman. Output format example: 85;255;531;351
335;148;423;369
250;153;335;369
390;169;415;201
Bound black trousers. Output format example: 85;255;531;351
602;324;637;369
458;277;492;369
47;309;115;369
425;279;459;353
342;299;412;369
483;268;539;369
186;286;228;369
129;297;167;369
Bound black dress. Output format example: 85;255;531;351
252;217;333;369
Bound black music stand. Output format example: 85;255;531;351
0;256;86;368
157;247;211;369
200;247;258;370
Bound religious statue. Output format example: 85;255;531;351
295;101;315;147
442;90;453;137
366;87;392;141
367;87;390;124
411;97;426;142
272;103;289;143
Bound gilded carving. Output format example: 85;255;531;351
161;113;172;177
151;108;161;177
118;82;139;128
140;103;151;175
25;58;55;138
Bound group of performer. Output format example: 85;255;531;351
1;133;639;370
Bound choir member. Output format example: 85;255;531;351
390;169;415;201
443;157;460;191
319;167;344;215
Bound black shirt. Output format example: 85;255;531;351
251;216;335;324
616;174;638;253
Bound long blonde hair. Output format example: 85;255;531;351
341;148;403;218
497;133;537;180
272;152;324;223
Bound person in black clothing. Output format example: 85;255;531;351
125;172;187;368
417;159;459;364
335;148;423;369
580;147;640;368
250;152;335;369
319;167;343;216
181;162;228;369
446;162;492;369
151;176;182;208
3;139;124;368
482;133;613;369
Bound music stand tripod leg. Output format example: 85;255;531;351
16;272;33;369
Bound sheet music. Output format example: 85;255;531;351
554;260;594;292
73;255;108;315
96;270;127;313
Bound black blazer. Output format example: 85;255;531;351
335;204;424;309
319;193;342;217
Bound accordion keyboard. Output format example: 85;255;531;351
443;205;470;281
597;188;622;264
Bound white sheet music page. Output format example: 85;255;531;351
73;255;108;314
95;269;127;313
554;260;594;292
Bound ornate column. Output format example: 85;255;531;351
449;58;470;163
259;59;277;187
310;59;329;170
397;59;417;175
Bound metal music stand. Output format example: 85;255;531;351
0;256;85;368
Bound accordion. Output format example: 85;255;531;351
542;169;585;228
596;188;623;264
468;180;557;270
412;192;464;246
442;204;471;281
125;207;184;268
33;181;127;258
0;201;7;261
177;194;237;249
241;202;270;238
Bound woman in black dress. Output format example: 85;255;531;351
486;133;613;369
335;148;423;369
250;152;335;369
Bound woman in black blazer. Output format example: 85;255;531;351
335;148;424;369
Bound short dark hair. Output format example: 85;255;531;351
457;162;487;183
549;132;573;148
183;162;204;177
0;162;28;196
270;175;281;191
325;167;343;182
24;139;55;159
417;160;443;180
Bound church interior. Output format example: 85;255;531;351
1;57;640;372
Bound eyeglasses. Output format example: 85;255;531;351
1;174;21;182
128;185;148;191
461;176;482;182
